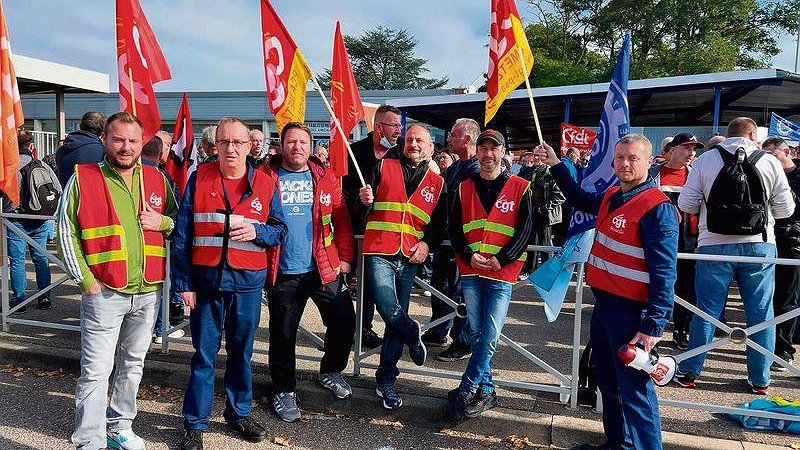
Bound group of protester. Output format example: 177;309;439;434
1;103;796;450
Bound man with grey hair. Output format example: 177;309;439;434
537;134;678;450
423;118;481;362
199;125;217;163
247;129;267;168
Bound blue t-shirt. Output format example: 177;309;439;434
277;167;316;274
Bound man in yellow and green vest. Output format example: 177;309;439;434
359;124;447;410
57;112;178;450
447;130;533;422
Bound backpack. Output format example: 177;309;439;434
18;158;61;216
577;341;597;407
705;145;767;240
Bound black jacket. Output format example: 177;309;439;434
648;163;698;252
55;130;105;187
519;165;564;226
775;159;800;253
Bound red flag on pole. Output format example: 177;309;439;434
0;0;24;205
260;0;311;132
328;21;364;177
115;0;171;141
162;93;195;197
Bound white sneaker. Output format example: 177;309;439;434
153;328;185;344
423;290;432;297
107;428;145;450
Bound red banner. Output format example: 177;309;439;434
560;123;597;155
116;0;171;141
162;93;195;197
0;0;23;204
328;21;364;177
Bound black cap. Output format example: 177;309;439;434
476;129;505;146
668;132;704;150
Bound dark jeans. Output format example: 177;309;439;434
427;247;469;346
671;258;697;334
350;258;376;332
366;255;419;387
775;238;800;358
267;271;356;393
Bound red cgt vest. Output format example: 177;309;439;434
363;159;444;257
585;186;671;302
191;163;274;270
75;163;167;289
456;175;530;284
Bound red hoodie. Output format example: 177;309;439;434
262;155;355;286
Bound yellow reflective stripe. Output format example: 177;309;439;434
372;201;404;212
484;221;515;237
479;243;502;254
406;203;431;224
468;242;481;252
519;253;527;261
85;249;127;265
321;214;332;225
144;245;166;258
81;224;123;240
323;233;333;246
463;219;486;233
365;221;424;239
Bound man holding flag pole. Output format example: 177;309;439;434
534;34;679;450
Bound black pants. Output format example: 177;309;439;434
775;238;800;358
427;247;470;345
672;258;697;334
523;222;552;274
267;271;356;393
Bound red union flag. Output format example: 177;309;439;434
0;0;23;205
485;0;533;125
116;0;171;141
162;93;195;197
560;123;597;155
260;0;312;132
328;21;364;177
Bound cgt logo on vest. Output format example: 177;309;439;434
495;195;515;213
250;198;263;214
420;186;436;203
611;214;627;233
149;192;163;208
319;192;331;207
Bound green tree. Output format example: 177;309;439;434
318;26;448;90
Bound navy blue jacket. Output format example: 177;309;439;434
552;162;678;337
55;130;105;187
171;166;287;293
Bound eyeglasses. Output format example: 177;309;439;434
379;122;402;129
217;140;251;148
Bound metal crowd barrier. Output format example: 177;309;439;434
3;212;800;425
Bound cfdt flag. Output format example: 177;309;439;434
115;0;171;141
0;0;23;205
162;93;195;197
769;112;800;142
560;123;597;155
530;33;631;322
260;0;312;132
485;0;534;125
329;21;364;177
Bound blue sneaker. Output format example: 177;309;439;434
375;384;403;410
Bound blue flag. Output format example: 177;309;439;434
530;33;631;322
769;112;800;141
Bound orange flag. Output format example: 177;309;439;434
0;0;24;205
116;0;171;141
485;0;534;125
260;0;311;132
328;21;364;177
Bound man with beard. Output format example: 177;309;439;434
358;124;446;410
343;105;403;349
447;130;533;421
58;112;178;450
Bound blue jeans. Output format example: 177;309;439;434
182;288;262;430
678;243;777;387
7;219;51;305
366;255;419;387
459;276;512;394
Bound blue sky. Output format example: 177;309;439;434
5;0;797;92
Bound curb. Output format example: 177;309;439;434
0;339;790;450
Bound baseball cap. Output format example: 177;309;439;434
668;132;704;149
476;129;505;147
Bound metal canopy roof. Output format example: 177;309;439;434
13;54;109;95
389;69;800;149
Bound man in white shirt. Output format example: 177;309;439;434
674;117;795;394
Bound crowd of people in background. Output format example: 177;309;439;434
2;108;798;450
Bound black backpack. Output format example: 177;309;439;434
18;158;61;216
705;145;768;240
